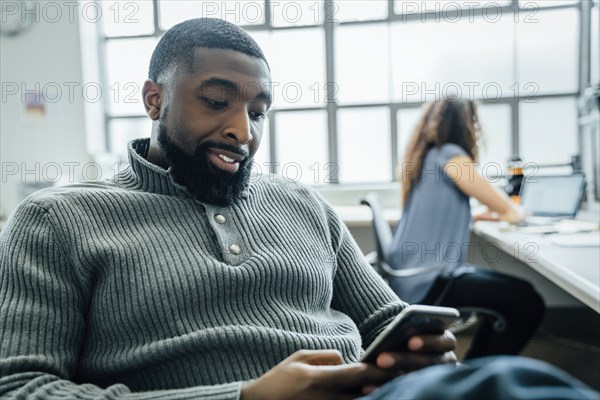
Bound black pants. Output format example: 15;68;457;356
420;268;545;359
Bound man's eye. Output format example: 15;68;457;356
250;111;265;121
201;97;227;108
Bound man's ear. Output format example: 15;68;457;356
143;80;162;120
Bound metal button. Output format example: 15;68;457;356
214;214;226;224
228;244;241;255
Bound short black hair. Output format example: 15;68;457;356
148;18;269;82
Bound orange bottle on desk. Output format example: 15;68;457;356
506;157;524;204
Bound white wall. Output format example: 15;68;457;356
0;4;90;219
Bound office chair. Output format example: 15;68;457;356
360;192;443;280
360;192;507;334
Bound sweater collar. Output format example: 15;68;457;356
115;138;249;200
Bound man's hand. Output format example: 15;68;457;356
240;349;397;400
375;330;457;374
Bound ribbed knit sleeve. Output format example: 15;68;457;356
0;199;243;400
312;192;408;348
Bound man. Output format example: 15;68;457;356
0;18;596;400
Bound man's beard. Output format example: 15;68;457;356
157;118;252;207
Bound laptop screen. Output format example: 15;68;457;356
519;174;585;218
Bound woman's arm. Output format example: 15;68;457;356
443;155;525;223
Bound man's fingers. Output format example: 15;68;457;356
374;330;457;373
408;330;457;352
362;385;379;396
376;351;457;371
314;363;397;389
289;349;345;366
283;351;398;397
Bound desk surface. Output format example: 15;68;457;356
472;221;600;313
332;205;599;312
334;206;401;228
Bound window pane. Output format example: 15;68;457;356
581;121;599;201
109;118;152;161
516;9;578;94
159;1;265;30
391;15;514;103
271;0;323;27
253;117;271;169
395;0;511;15
591;5;599;86
338;107;391;183
519;0;579;7
477;103;512;176
336;24;390;105
270;29;326;109
397;107;423;164
519;98;578;166
101;1;154;37
105;38;158;116
275;111;328;184
336;0;387;22
248;31;272;63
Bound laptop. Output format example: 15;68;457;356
518;174;586;225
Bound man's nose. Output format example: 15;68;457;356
223;109;252;145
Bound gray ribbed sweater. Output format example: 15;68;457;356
0;139;405;399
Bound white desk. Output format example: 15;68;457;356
334;206;401;228
472;221;600;313
337;205;600;312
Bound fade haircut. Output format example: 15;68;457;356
148;18;269;83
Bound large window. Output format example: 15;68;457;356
97;0;586;184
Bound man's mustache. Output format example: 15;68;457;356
194;140;249;160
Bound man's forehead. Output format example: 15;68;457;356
189;47;270;81
167;48;269;103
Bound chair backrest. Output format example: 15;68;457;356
360;192;393;268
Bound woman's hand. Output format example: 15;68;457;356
473;209;500;221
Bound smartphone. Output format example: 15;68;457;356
360;304;460;364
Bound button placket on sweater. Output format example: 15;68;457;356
201;202;248;265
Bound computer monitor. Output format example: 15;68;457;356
519;174;586;218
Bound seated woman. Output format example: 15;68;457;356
389;98;544;359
